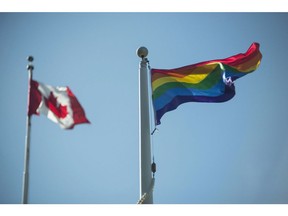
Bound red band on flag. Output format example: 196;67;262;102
67;87;90;128
28;80;42;116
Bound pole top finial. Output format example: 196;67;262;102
27;56;34;62
27;56;34;71
137;47;148;59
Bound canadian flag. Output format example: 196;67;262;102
28;80;90;129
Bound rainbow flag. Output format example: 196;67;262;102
151;42;262;125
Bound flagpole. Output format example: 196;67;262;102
137;47;153;204
22;56;34;204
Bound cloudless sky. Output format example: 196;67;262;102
1;3;288;209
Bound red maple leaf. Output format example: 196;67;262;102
44;92;68;119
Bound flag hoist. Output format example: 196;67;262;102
137;47;155;204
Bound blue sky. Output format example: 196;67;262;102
1;9;288;206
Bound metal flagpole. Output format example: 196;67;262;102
22;56;34;204
137;47;153;204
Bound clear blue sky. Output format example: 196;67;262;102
1;10;288;206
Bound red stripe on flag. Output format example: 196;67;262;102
28;80;42;116
66;87;90;128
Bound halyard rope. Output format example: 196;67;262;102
137;177;155;204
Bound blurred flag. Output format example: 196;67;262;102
28;80;90;129
151;42;262;125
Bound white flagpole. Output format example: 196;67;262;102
22;56;34;204
137;47;153;204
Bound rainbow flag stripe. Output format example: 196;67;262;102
151;43;262;125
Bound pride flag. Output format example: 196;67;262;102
151;43;262;125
